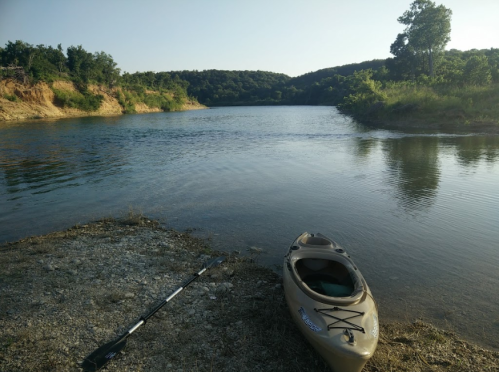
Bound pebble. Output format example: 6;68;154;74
248;246;263;253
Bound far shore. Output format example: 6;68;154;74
3;98;498;136
339;107;499;135
1;216;498;371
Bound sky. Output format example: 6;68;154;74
1;0;498;77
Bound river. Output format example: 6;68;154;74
1;106;498;350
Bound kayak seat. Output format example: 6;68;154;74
296;259;355;297
303;274;354;297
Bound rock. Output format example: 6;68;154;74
217;282;234;292
44;263;55;271
253;293;265;300
248;246;263;253
124;292;135;299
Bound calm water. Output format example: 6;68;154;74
1;106;499;349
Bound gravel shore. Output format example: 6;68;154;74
1;216;498;371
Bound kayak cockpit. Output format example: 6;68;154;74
287;254;366;305
296;259;355;297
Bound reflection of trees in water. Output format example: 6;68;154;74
352;138;378;159
1;156;70;192
0;141;125;195
446;136;499;166
382;137;440;211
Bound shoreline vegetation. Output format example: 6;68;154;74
1;216;499;371
2;38;499;131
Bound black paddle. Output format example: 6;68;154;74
81;256;226;371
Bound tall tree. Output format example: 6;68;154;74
397;0;452;77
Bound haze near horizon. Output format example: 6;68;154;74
1;0;498;77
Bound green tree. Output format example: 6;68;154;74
340;70;387;113
397;0;452;77
67;45;93;82
92;51;120;86
1;40;33;67
463;55;492;86
389;33;417;80
485;48;499;83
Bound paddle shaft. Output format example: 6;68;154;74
126;266;210;336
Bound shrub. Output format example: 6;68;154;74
3;94;18;102
116;90;136;114
52;87;103;112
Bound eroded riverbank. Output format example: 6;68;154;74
1;217;498;371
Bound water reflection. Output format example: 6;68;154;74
446;136;499;166
0;127;127;197
352;137;378;159
382;137;440;211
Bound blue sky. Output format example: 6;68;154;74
1;0;498;77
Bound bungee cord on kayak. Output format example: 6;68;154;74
314;307;365;333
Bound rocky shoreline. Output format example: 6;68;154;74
1;216;498;371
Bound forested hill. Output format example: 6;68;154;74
171;70;291;106
288;59;386;88
170;60;387;106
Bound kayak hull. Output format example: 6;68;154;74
283;232;378;372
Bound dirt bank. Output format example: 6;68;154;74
1;217;498;371
0;80;206;121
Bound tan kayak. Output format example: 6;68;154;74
283;232;378;372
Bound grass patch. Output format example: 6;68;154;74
116;90;136;113
116;88;185;113
3;94;18;102
51;87;103;112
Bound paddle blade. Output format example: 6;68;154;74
81;337;127;371
204;256;225;269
